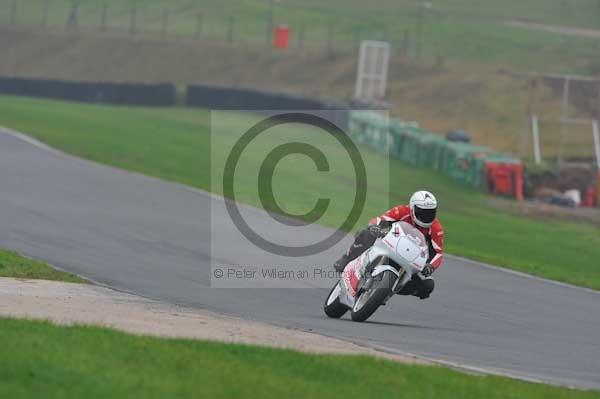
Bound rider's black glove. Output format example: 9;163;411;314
422;263;434;278
367;224;386;238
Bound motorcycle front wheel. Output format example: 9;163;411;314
350;271;395;322
323;282;348;318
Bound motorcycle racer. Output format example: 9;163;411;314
333;191;444;300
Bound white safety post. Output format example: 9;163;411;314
592;119;600;169
531;114;542;164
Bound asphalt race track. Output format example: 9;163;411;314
1;129;599;390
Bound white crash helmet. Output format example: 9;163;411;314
409;190;438;228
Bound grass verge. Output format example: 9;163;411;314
0;248;86;283
0;95;599;289
0;317;596;399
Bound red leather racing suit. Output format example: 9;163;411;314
370;205;444;270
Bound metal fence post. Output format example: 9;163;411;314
161;8;169;37
41;0;50;28
227;16;235;43
195;13;203;38
416;3;425;60
66;2;80;31
592;119;600;169
297;21;304;49
100;3;108;31
402;29;410;58
129;4;137;35
353;26;361;49
265;0;274;46
531;115;542;164
10;0;17;25
326;23;334;57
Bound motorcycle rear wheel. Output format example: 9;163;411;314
324;282;348;318
350;271;395;322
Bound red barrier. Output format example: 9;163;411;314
484;162;523;201
597;171;600;208
274;25;290;49
583;186;596;208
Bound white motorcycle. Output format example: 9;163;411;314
324;221;429;322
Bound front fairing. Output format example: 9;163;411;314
341;222;429;300
379;222;428;274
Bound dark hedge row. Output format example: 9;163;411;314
0;77;176;106
185;85;350;129
0;77;351;128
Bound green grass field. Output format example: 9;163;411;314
0;95;599;289
2;0;600;72
0;248;86;282
0;317;596;398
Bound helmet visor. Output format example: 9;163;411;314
414;206;436;225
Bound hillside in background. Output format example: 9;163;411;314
3;0;600;72
5;25;596;160
4;0;600;161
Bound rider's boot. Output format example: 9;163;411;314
396;277;419;296
397;276;434;299
415;277;434;299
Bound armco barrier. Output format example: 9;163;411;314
185;85;349;129
0;77;176;106
349;110;523;198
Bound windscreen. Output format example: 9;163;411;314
397;221;426;248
